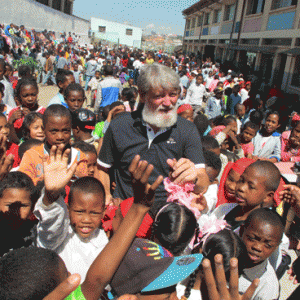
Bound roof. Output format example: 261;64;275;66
182;0;218;16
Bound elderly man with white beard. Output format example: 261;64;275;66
96;63;209;212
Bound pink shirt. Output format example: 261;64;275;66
241;142;254;157
281;130;300;162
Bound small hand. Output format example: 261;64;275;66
129;155;163;208
9;108;22;123
287;267;299;285
167;158;197;185
43;274;81;300
22;107;31;116
203;254;259;300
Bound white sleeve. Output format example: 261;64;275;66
34;189;70;251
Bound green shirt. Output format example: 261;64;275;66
65;285;86;300
93;121;105;139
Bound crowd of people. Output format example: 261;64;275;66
1;21;300;300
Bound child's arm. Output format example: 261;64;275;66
81;155;163;300
0;134;14;180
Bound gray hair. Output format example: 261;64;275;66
137;63;180;97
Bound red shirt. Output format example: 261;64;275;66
6;142;20;168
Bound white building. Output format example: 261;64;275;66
90;17;142;48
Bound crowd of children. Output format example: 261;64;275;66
1;25;300;300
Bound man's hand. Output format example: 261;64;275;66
43;145;78;204
203;254;259;300
129;155;163;209
43;274;81;300
167;158;197;185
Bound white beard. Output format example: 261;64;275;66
142;102;178;129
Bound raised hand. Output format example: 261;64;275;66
0;134;14;180
43;274;81;300
129;155;163;208
203;254;259;300
43;145;78;203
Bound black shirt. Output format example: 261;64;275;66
98;108;205;204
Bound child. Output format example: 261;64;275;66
47;70;75;107
121;87;139;112
21;112;45;142
205;87;225;120
176;227;245;300
73;141;97;177
238;121;259;158
18;139;43;161
87;70;101;108
234;103;246;133
252;110;281;163
226;83;241;115
0;171;39;257
0;82;13;117
8;78;45;140
281;120;300;162
193;113;210;138
64;83;85;112
0;112;21;168
217;157;255;207
19;104;88;185
72;62;81;84
0;58;15;108
177;104;194;122
239;208;283;300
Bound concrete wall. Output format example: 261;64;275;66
0;0;90;44
90;17;142;48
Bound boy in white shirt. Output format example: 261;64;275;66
87;70;102;108
34;145;108;282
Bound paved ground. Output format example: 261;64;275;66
38;83;298;300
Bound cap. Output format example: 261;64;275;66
177;104;193;114
191;70;198;75
214;87;223;94
72;108;96;130
110;239;203;297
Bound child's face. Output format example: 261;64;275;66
229;120;238;135
235;167;273;208
73;64;78;71
242;221;282;265
264;114;280;135
20;85;38;109
290;123;300;147
210;147;220;157
95;72;101;79
196;76;203;85
236;105;245;118
65;90;85;112
44;116;71;147
128;78;134;86
241;127;256;143
179;109;194;122
29;118;45;141
225;169;241;200
0;116;10;137
206;166;219;184
220;138;229;150
86;152;97;177
0;188;32;220
68;190;105;239
60;75;75;92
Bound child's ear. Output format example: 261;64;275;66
262;191;275;208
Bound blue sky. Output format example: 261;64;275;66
73;0;197;35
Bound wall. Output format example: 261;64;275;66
90;17;142;48
0;0;90;44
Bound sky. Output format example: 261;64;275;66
73;0;197;35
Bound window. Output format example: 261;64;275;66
52;0;62;10
271;0;297;10
126;29;133;35
204;13;210;25
36;0;49;5
213;10;222;23
197;15;203;27
247;0;265;15
291;55;300;87
64;0;72;14
186;19;191;29
98;26;106;33
191;18;196;28
224;4;236;21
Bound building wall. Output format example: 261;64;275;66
90;17;142;48
0;0;90;44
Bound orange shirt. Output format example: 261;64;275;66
19;144;88;186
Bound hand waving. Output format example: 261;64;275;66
43;145;78;203
129;155;163;209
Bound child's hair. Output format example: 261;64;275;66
0;82;4;97
249;109;264;126
234;103;245;114
243;208;284;240
225;87;232;97
18;139;43;160
0;247;63;299
194;113;209;137
68;177;105;207
56;69;74;90
222;115;237;126
0;172;39;208
43;104;72;127
72;141;97;156
242;121;259;133
18;65;32;77
151;203;198;256
64;82;84;99
246;160;281;192
202;136;219;151
121;87;136;102
183;229;245;299
203;149;221;175
110;101;125;111
15;78;38;102
21;112;43;141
